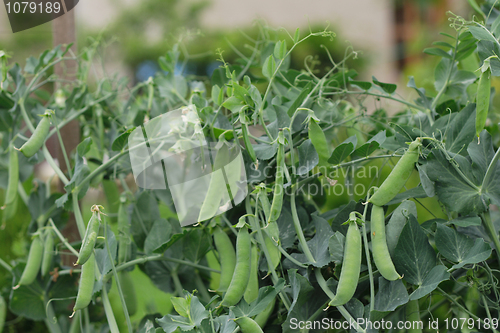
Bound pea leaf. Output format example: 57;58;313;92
328;231;345;264
393;214;436;285
468;25;498;43
295;139;319;175
292;215;335;267
233;279;285;317
287;82;313;116
385;186;428;206
374;278;409;312
448;215;481;227
353;130;386;157
144;219;173;254
476;68;491;137
416;164;435;197
328;135;357;165
451;238;492;269
409;265;450;300
111;128;135;151
9;263;46;320
372;76;397;94
423;47;452;59
262;55;276;79
131;191;161;249
182;228;211;263
386;200;417;256
349;79;372;90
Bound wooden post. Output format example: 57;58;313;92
51;7;80;264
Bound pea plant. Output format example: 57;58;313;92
1;5;500;333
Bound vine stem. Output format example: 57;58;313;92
101;285;120;333
0;258;12;273
314;269;366;333
290;188;316;264
44;298;62;333
48;218;79;257
481;211;500;263
481;145;500;191
103;217;133;333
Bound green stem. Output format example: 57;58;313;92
0;257;12;273
101;286;120;333
314;269;366;333
103;218;133;333
72;192;86;237
49;218;79;257
341;91;426;111
360;203;375;314
42;145;69;185
44;300;62;333
51;115;72;178
290;189;316;264
481;211;500;263
171;270;184;296
194;272;211;303
481;294;499;333
430;36;459;112
481;145;500;190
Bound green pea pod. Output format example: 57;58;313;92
14;235;43;289
476;67;491;138
329;219;361;306
117;198;131;265
253;297;275;329
119;271;137;316
241;120;257;163
308;118;330;160
235;317;264;333
222;227;251;307
41;229;54;278
406;299;422;333
268;131;285;224
213;227;236;292
2;146;19;226
0;295;5;333
73;253;96;314
244;245;259;303
18;112;51;158
368;138;421;206
263;233;280;271
370;205;401;280
76;211;100;266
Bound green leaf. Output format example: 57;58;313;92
253;142;278;160
468;26;497;43
248;85;262;111
131;191;161;249
374;278;409;311
293;28;300;43
423;47;452;59
95;226;117;277
287;82;313;116
426;149;483;214
222;96;245;113
443;103;476;154
386;200;417;256
353;130;386;157
409;265;450;300
393;215;436;285
211;85;224;106
233;280;285;318
182;228;211;263
328;135;357;165
372;76;397;94
407;76;433;110
416;164;435;197
448;215;481;227
451;238;492;269
386;186;428;206
274;40;287;60
262;55;277;79
476;68;491;137
292;216;335;267
328;231;345;264
477;41;500;76
349;79;372;90
157;314;194;332
295;139;319;175
9;264;46;320
171;297;189;318
435;224;474;263
144;219;173;254
112;128;135;151
433;41;454;49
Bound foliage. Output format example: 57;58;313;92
0;5;500;333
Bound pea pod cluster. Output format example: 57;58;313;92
368;138;421;207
